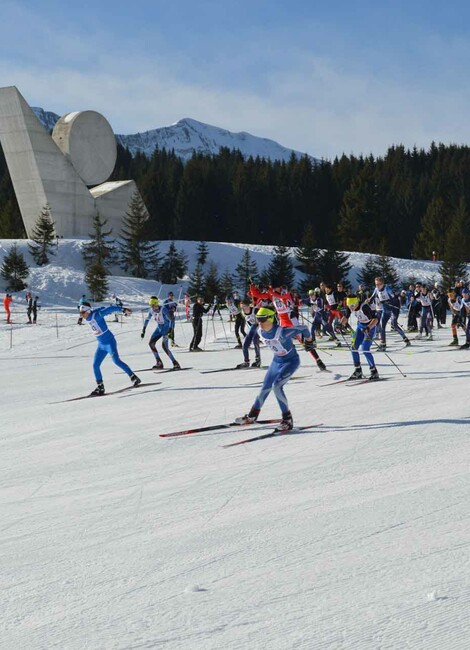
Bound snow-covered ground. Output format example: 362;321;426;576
1;240;469;649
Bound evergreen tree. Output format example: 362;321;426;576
413;197;449;260
28;205;56;266
1;243;29;291
439;197;470;288
235;248;259;296
295;223;321;292
85;259;109;301
264;244;295;288
118;192;159;278
158;242;188;284
357;254;399;290
196;241;210;266
188;262;205;297
204;261;220;299
219;269;234;299
82;211;117;269
316;249;351;285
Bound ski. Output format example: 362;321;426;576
345;377;391;386
222;423;322;448
51;381;162;404
200;366;268;374
115;367;192;374
159;418;281;438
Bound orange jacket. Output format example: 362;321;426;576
3;295;12;310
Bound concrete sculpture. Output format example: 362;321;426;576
0;86;148;237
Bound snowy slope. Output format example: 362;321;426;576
1;240;469;649
31;108;315;162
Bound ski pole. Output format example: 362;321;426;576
371;339;407;377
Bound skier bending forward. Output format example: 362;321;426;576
235;307;314;431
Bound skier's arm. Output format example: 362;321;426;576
249;284;270;300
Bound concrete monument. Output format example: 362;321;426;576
0;86;148;237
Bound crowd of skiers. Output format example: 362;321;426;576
2;291;40;324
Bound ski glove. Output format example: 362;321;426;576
141;329;146;339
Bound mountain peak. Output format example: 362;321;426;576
31;107;316;163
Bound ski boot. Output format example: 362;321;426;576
153;359;164;369
234;407;260;425
377;341;386;351
90;381;105;396
369;367;379;381
403;337;411;346
275;411;294;432
172;361;181;370
459;342;470;349
130;373;142;387
251;358;261;368
449;338;459;346
236;361;250;369
316;360;327;371
426;333;433;341
349;366;364;380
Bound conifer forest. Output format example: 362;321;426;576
1;141;470;262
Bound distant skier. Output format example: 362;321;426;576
141;296;181;369
347;295;380;381
32;295;39;324
3;293;12;324
79;301;141;395
112;294;123;322
189;296;210;351
26;291;33;324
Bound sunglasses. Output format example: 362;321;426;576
256;316;272;323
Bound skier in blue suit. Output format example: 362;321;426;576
79;302;141;395
235;307;314;431
141;297;181;370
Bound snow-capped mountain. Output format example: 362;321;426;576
31;108;315;162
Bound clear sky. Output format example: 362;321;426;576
2;0;470;159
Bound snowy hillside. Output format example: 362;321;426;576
0;238;447;309
31;108;315;162
1;239;469;649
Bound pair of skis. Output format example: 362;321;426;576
320;376;391;387
159;419;320;447
51;381;162;403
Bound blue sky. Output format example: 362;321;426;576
2;0;470;158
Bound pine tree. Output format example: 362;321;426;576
295;223;321;292
235;248;259;296
204;261;221;299
357;254;399;290
28;205;56;266
439;197;470;288
188;262;205;297
1;243;29;291
219;269;234;299
82;211;117;269
196;241;210;266
264;244;295;288
85;259;109;301
118;192;159;278
316;249;351;285
413;197;449;260
158;241;188;284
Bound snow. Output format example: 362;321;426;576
1;239;469;649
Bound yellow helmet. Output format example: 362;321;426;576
149;296;159;306
346;296;359;310
256;307;276;322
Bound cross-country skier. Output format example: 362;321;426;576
163;291;179;347
141;297;181;369
79;302;141;395
3;293;12;324
250;279;327;370
368;277;410;349
236;299;261;368
448;288;463;346
347;295;380;381
414;285;433;340
189;296;211;351
234;306;315;431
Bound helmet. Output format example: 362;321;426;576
308;289;315;295
314;287;320;293
149;296;159;307
255;307;276;322
346;296;359;310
